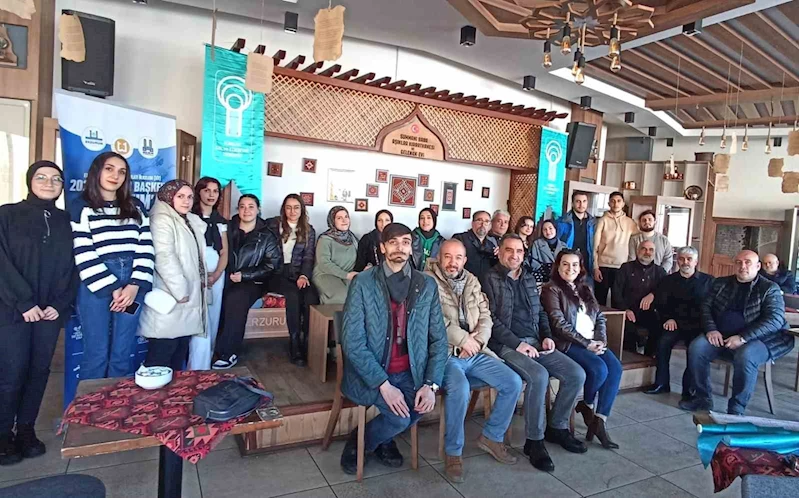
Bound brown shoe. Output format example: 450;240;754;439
445;455;464;483
477;435;518;465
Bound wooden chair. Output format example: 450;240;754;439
321;312;419;481
714;358;776;415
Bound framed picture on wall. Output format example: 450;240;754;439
389;175;417;208
267;162;283;177
418;174;430;187
355;199;369;212
328;168;356;203
442;181;458;211
300;192;314;207
482;187;490;198
366;184;379;198
423;189;435;202
462;207;471;219
430;204;439;215
302;158;317;173
376;169;389;183
464;179;474;191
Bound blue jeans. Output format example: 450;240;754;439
565;345;622;417
689;335;771;415
364;370;423;452
443;354;522;456
77;257;144;380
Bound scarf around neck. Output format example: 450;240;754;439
323;206;357;246
383;260;411;303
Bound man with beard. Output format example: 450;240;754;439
556;191;596;279
628;210;673;273
489;210;511;239
481;235;586;472
427;239;522;483
645;246;714;399
612;240;666;355
593;192;638;306
338;223;448;475
454;211;499;278
680;251;795;415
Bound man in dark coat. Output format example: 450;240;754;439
760;253;797;295
680;250;795;415
453;210;498;279
339;223;447;475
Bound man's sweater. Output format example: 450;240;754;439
593;211;638;269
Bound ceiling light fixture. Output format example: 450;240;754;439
741;124;749;151
574;55;586;85
765;122;772;154
542;28;553;68
698;126;706;146
284;11;298;34
610;54;622;73
666;138;674;147
648;127;657;137
522;75;536;91
624;112;635;124
460;25;476;47
774;137;783;147
560;13;572;55
571;49;582;77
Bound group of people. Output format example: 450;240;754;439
337;190;796;483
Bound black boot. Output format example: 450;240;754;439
575;401;594;428
0;433;23;466
340;430;360;475
289;334;306;367
373;439;403;468
545;427;587;454
15;424;45;459
523;439;554;472
589;418;619;449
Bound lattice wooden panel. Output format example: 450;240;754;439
419;105;539;170
509;171;538;224
266;74;415;147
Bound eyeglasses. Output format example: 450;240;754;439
34;174;64;185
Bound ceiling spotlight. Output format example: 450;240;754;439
648;127;657;137
580;96;591;109
774;137;783;147
284;11;298;34
522;75;536;91
683;19;702;37
624;112;635;124
666;138;674;147
698;126;706;146
460;25;476;47
560;24;572;55
542;40;552;68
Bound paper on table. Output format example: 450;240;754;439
59;13;85;63
768;158;784;178
313;5;345;62
0;0;36;20
245;52;274;94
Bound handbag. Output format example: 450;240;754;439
192;377;273;422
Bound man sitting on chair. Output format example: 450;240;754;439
339;223;448;475
427;239;522;483
679;250;795;415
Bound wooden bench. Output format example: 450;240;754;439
308;304;344;382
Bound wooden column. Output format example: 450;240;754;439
565;104;603;183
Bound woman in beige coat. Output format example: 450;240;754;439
138;180;208;371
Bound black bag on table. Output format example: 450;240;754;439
192;377;273;422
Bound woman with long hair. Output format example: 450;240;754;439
541;249;621;449
266;194;319;365
354;209;392;271
528;219;567;284
313;206;358;304
0;161;77;465
212;194;281;369
138;180;207;370
411;208;444;270
514;216;535;251
187;177;228;370
68;152;154;380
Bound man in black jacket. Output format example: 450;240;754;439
481;235;586;472
645;246;714;398
453;211;498;279
612;240;666;355
760;253;797;295
680;250;795;415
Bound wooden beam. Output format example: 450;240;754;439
272;50;286;66
703;107;719;121
444;93;465;101
398;83;421;93
683;115;799;129
301;61;324;73
630;50;716;94
318;64;342;77
584;65;667;99
351;72;376;84
431;90;451;98
365;76;391;86
654;41;740;91
679;109;696;122
715;23;799;83
285;55;305;70
607;57;692;96
384;80;407;90
683;35;771;88
335;69;359;81
646;86;799;110
740;103;759;119
417;86;436;96
754;12;799;53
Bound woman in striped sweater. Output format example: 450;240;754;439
69;152;154;380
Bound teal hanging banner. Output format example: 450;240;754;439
534;127;568;223
200;45;264;195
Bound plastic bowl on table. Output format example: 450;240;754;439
134;365;173;390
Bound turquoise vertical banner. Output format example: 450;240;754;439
200;45;264;195
534;127;568;223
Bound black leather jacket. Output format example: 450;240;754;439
541;282;606;352
227;216;282;283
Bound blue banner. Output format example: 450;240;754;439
54;91;176;407
200;45;264;195
534;127;568;223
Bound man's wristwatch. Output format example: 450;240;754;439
424;381;440;393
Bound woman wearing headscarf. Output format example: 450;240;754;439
138;180;207;371
354;209;393;271
528;219;567;284
0;161;77;465
411;208;444;271
313;206;358;304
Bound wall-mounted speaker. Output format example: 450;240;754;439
61;10;115;98
565;122;597;169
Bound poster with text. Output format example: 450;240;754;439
201;45;265;196
55;90;176;407
534;127;568;223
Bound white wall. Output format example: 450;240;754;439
652;137;799;221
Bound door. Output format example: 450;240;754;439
176;130;197;183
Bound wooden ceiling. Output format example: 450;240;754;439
585;2;799;129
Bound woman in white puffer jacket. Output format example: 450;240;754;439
138;180;208;370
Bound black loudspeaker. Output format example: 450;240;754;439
565;122;596;169
61;10;115;97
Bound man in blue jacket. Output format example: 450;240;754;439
556;191;595;277
339;223;448;475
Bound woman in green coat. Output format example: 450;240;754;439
313;206;358;304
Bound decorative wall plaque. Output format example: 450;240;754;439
442;182;458;211
366;184;379;198
354;198;369;212
389;175;418;208
300;192;314;206
267;162;283;177
302;158;317;173
379;113;445;162
424;189;435;202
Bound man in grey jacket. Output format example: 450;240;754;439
628;210;673;273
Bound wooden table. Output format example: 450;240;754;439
308;304;343;383
788;327;799;392
61;367;282;498
600;305;627;361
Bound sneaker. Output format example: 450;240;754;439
445;455;465;483
212;354;238;370
0;433;22;466
678;397;713;412
373;439;403;468
545;427;587;454
15;424;45;459
476;435;517;465
523;439;554;472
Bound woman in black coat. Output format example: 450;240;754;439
354;209;393;271
0;161;77;465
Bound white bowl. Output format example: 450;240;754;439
135;365;173;390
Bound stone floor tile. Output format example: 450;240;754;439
332;467;461;498
661;463;742;498
307;437;427;486
607;423;699;475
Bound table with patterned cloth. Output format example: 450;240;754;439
710;443;799;492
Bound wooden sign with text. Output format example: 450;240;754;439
380;115;445;161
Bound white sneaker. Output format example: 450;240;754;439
212;355;238;369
